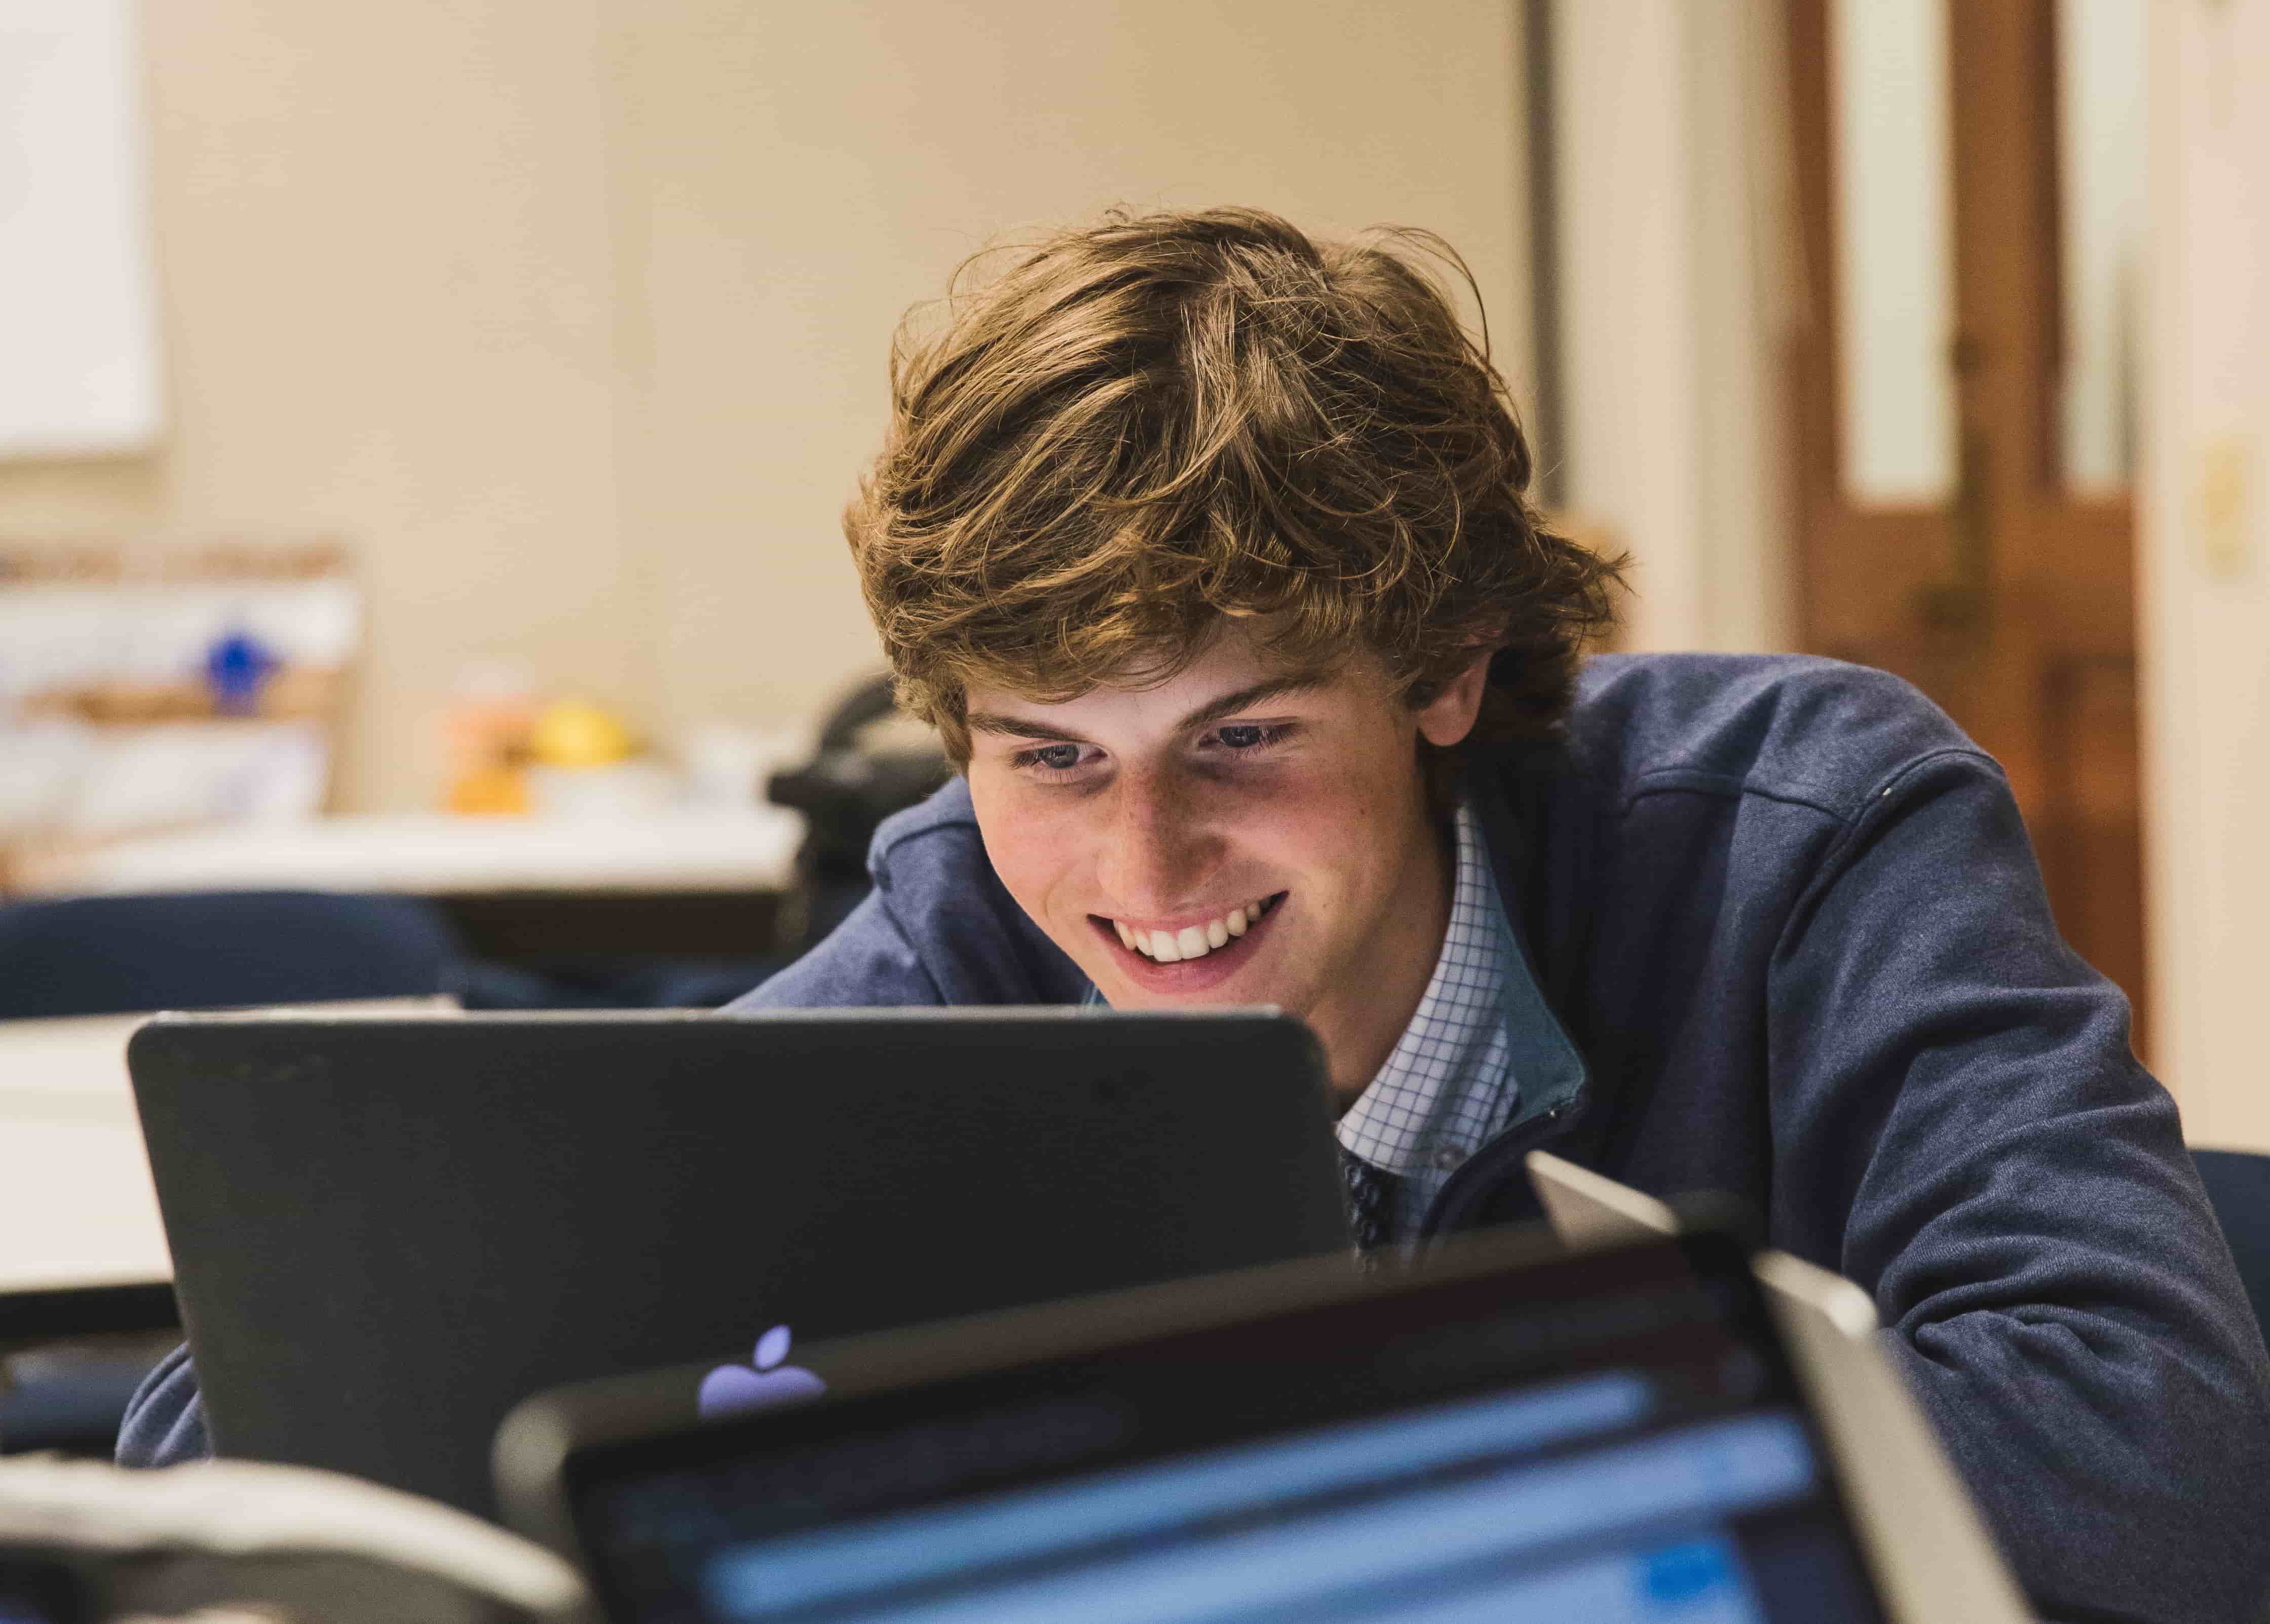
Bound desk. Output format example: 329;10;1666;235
0;999;457;1296
0;813;807;1298
11;809;806;962
0;1012;174;1294
14;809;803;895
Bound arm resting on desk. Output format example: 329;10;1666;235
1768;749;2270;1624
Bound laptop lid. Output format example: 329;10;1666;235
1525;1148;1686;1249
127;1008;1350;1520
500;1221;1894;1624
1521;1150;2032;1623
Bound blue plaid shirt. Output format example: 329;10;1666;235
1334;797;1519;1241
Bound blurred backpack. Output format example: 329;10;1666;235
764;674;951;955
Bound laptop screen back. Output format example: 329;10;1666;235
558;1232;1885;1624
129;1009;1349;1517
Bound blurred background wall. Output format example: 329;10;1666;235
7;0;2269;1147
2142;0;2270;1148
0;0;1535;813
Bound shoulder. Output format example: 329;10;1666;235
864;774;983;885
734;775;1085;1008
858;777;1008;927
1558;652;1995;822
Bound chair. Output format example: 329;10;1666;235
764;673;951;962
0;889;464;1020
2191;1148;2270;1350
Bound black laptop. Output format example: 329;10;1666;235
126;1009;1350;1519
496;1218;1898;1624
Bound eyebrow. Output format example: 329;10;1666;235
965;675;1327;746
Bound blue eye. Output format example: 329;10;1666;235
1012;742;1088;773
1208;723;1293;754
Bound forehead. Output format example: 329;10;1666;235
961;621;1376;725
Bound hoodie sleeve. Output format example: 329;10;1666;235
1767;745;2270;1624
115;1341;210;1467
725;807;1084;1010
724;885;947;1009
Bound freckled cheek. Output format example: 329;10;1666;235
1243;773;1379;894
974;790;1092;928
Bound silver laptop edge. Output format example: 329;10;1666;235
1524;1151;2034;1624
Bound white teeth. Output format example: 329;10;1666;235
1113;895;1276;963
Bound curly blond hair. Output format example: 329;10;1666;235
842;205;1623;785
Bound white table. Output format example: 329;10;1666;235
0;999;459;1295
0;1012;170;1294
2;810;808;1297
13;808;803;898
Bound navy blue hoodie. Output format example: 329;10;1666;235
120;654;2270;1624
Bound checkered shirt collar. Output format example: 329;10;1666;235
1334;796;1517;1179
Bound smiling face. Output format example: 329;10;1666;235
962;621;1491;1100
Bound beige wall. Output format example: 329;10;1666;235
2142;0;2270;1147
0;0;1535;810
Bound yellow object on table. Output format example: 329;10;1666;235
527;699;635;768
446;763;530;816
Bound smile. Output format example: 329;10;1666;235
1092;893;1286;973
1109;893;1283;962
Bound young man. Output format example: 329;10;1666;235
122;208;2266;1623
732;208;2270;1623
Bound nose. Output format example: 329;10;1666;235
1095;765;1219;918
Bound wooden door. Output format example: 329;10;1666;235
1787;0;2146;1052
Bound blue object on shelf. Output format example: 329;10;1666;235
202;630;278;714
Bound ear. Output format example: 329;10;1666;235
1415;648;1496;749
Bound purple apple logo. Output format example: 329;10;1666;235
698;1324;827;1419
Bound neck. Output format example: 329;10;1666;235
1323;806;1457;1108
